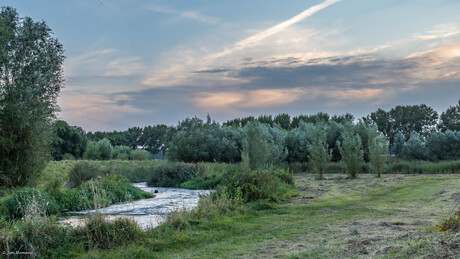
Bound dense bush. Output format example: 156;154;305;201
147;162;205;187
400;131;429;160
219;169;295;203
131;149;150;161
286;122;316;163
242;121;287;170
167;117;242;163
3;188;59;219
68;161;109;187
77;214;142;249
112;145;131;160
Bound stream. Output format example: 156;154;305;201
59;182;211;229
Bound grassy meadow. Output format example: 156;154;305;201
0;160;459;258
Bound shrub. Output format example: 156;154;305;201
309;124;332;179
68;161;109;187
435;206;460;232
368;131;389;177
3;188;59;219
83;141;101;160
219;169;295;203
112;145;131;160
131;149;150;161
337;128;364;178
62;153;76;160
147;163;204;187
242;122;287;170
401;131;429;160
78;214;142;249
97;138;113;160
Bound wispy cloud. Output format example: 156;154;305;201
414;23;460;41
206;0;342;61
143;4;219;24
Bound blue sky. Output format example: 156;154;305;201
3;0;460;131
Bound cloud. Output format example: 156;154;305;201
206;0;342;61
414;24;460;41
65;49;145;78
143;4;219;24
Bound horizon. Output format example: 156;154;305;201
3;0;460;131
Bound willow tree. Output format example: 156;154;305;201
0;7;65;186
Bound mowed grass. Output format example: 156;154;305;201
81;174;460;258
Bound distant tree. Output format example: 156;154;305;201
83;141;101;160
425;130;460;161
326;121;346;162
368;130;389;177
257;114;274;126
439;100;460;132
0;7;65;186
131;149;149;161
126;127;142;149
391;131;406;155
290;112;329;129
51;120;87;160
362;109;391;140
400;131;429;160
97;138;113;160
331;113;354;124
140;124;168;156
337;128;364;179
274;113;291;130
112;145;131;160
285;121;316;163
242;122;270;170
365;105;438;143
308;124;332;180
167;117;242;163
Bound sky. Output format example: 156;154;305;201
3;0;460;131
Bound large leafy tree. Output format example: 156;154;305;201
0;7;64;186
438;100;460;132
140;124;168;156
364;104;438;143
51;120;87;160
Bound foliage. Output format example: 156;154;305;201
0;7;65;187
167;117;242;163
97;138;113;160
337;128;364;178
3;188;59;219
68;161;109;187
147;162;205;187
363;104;438;144
286;121;316;163
112;145;131;160
219;168;295;203
391;131;406;155
83;140;101;160
242;121;287;170
425;130;460;161
140;124;168;155
131;149;150;161
368;129;389;177
51;120;87;160
438;99;460;132
308;124;332;179
400;131;429;160
435;206;459;232
78;214;142;250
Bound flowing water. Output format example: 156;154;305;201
59;182;211;229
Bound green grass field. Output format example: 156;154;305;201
82;173;460;258
1;161;459;258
